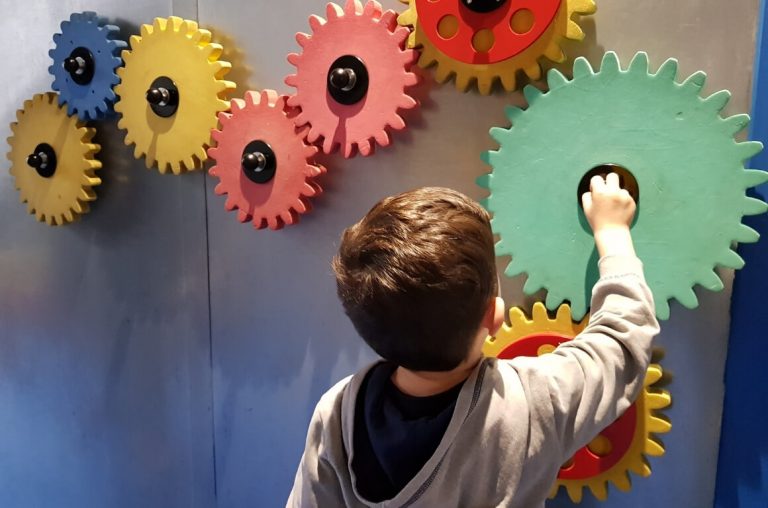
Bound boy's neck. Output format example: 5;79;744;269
391;360;480;397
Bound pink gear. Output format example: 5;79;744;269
208;90;325;231
286;0;419;158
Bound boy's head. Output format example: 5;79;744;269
333;187;499;372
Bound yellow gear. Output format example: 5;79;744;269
484;302;672;502
398;0;596;94
114;17;235;174
7;93;101;225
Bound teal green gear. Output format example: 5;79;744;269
478;51;768;320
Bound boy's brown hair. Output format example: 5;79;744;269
333;187;498;372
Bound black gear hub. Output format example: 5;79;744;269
26;143;57;178
327;55;369;106
146;76;180;117
241;140;277;184
63;47;96;85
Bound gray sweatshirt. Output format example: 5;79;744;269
288;255;660;507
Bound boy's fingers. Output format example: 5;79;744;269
590;175;606;192
581;191;593;210
606;172;620;190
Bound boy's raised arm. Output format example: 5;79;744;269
510;173;660;462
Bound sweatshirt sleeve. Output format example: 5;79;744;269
286;404;346;507
510;255;660;462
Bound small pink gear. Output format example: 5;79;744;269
286;0;419;158
208;90;325;231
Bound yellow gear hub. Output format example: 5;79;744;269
398;0;595;94
484;302;672;502
7;93;101;225
114;17;235;174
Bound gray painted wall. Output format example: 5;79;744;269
0;0;759;506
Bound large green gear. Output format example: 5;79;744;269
478;51;768;320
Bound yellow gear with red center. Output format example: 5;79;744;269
398;0;595;94
484;302;672;502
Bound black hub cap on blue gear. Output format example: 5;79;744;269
63;47;96;85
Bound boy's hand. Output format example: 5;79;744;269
581;173;637;258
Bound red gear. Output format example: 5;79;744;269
208;90;324;230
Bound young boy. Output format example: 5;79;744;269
288;174;659;507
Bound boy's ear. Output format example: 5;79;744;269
484;296;505;336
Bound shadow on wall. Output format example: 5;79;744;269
714;185;768;508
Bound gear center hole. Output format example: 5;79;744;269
577;164;640;209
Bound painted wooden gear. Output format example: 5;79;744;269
484;303;672;502
6;93;102;225
398;0;595;94
286;0;419;157
114;17;235;174
208;90;325;231
49;11;127;120
478;52;768;320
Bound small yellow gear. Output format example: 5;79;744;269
484;302;672;502
114;17;235;174
398;0;596;94
6;93;101;225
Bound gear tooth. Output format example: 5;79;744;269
613;471;632;492
544;291;564;311
568;56;595;81
649;415;672;434
454;71;473;92
434;62;453;83
703;90;731;114
742;196;768;216
681;70;707;95
309;14;326;33
140;22;153;37
531;302;548;322
573;0;597;14
566;20;585;40
734;223;761;243
565;484;584;503
295;32;311;48
656;298;671;321
631;458;653;477
675;287;699;309
193;28;212;45
236;209;249;221
523;62;542;81
719;248;746;269
546;68;569;90
543;43;565;63
522;276;542;294
628;52;650;74
555;304;572;324
327;2;343;19
723;114;751;136
735;140;763;161
506;258;527;279
476;173;491;190
743;168;768;188
285;71;299;87
477;76;494;95
645;437;665;457
205;43;224;61
499;70;517;92
374;129;391;148
696;269;725;292
523;85;543;105
504;106;524;123
644;364;663;385
600;51;622;75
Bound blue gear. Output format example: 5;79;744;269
49;12;126;121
